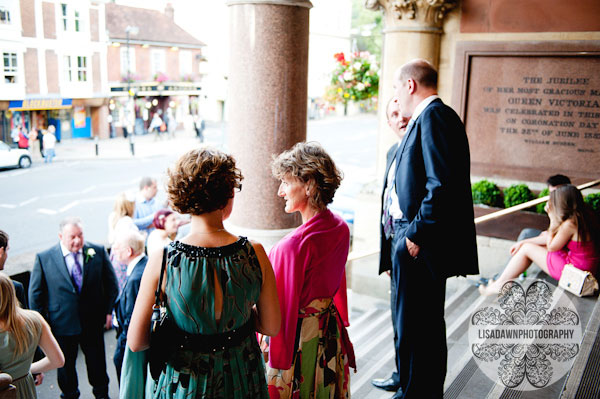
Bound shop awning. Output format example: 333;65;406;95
8;98;73;111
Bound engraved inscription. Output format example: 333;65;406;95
465;56;600;176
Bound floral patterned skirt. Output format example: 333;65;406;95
266;298;355;399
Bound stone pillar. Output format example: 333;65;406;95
366;0;457;173
226;0;312;248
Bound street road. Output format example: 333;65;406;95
1;115;378;262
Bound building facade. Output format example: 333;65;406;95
105;2;204;137
0;0;205;143
0;0;110;142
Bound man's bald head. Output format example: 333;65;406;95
399;59;438;89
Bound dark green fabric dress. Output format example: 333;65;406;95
148;237;268;399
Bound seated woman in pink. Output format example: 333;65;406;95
266;142;355;399
480;184;600;295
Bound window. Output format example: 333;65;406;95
3;52;17;84
61;4;67;30
120;47;136;76
179;50;192;76
64;55;87;82
61;4;83;32
74;10;80;32
64;55;71;81
0;7;10;24
151;49;165;76
77;56;87;81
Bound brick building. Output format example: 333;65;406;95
0;0;204;143
105;3;204;137
0;0;110;142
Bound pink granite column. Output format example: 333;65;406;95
226;0;312;246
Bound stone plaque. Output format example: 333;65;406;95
452;41;600;183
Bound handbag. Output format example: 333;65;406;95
148;246;174;381
558;263;599;297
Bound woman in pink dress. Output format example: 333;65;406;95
480;184;599;295
266;142;355;399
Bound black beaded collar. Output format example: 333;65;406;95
170;237;248;258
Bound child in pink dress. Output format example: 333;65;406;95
480;184;599;295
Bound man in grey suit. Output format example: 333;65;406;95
29;217;119;399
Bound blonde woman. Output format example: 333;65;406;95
0;273;64;399
108;192;138;246
108;192;139;293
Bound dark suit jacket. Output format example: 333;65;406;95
115;256;147;338
29;242;119;336
13;280;26;308
379;98;478;278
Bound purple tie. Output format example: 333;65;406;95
71;252;83;292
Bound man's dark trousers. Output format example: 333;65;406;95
56;329;110;399
113;331;126;382
391;220;447;399
389;262;401;386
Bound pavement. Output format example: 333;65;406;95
49;126;221;162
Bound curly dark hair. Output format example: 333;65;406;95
271;142;342;210
166;148;243;215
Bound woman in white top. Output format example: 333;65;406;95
108;192;138;246
145;209;179;254
108;192;139;293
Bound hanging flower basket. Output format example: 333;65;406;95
324;51;379;111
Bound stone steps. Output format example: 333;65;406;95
347;269;600;398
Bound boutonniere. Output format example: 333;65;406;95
85;248;96;263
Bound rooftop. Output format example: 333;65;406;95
105;3;205;48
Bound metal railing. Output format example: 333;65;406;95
347;179;600;263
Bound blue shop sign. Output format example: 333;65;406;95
9;98;73;110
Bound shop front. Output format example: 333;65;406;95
1;98;73;144
109;81;202;137
0;97;111;143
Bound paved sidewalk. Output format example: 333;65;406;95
50;126;224;162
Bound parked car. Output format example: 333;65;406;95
0;141;32;169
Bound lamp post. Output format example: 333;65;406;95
125;25;138;151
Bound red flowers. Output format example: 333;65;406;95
334;52;347;65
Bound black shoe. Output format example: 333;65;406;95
391;388;404;399
371;377;400;391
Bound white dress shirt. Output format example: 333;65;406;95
60;242;83;276
410;94;439;124
384;141;404;221
126;254;145;277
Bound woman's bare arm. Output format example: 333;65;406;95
127;247;163;352
547;220;576;252
251;241;281;337
30;318;65;374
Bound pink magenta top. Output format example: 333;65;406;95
268;209;350;369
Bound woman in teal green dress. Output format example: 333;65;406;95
127;148;281;399
0;272;65;399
